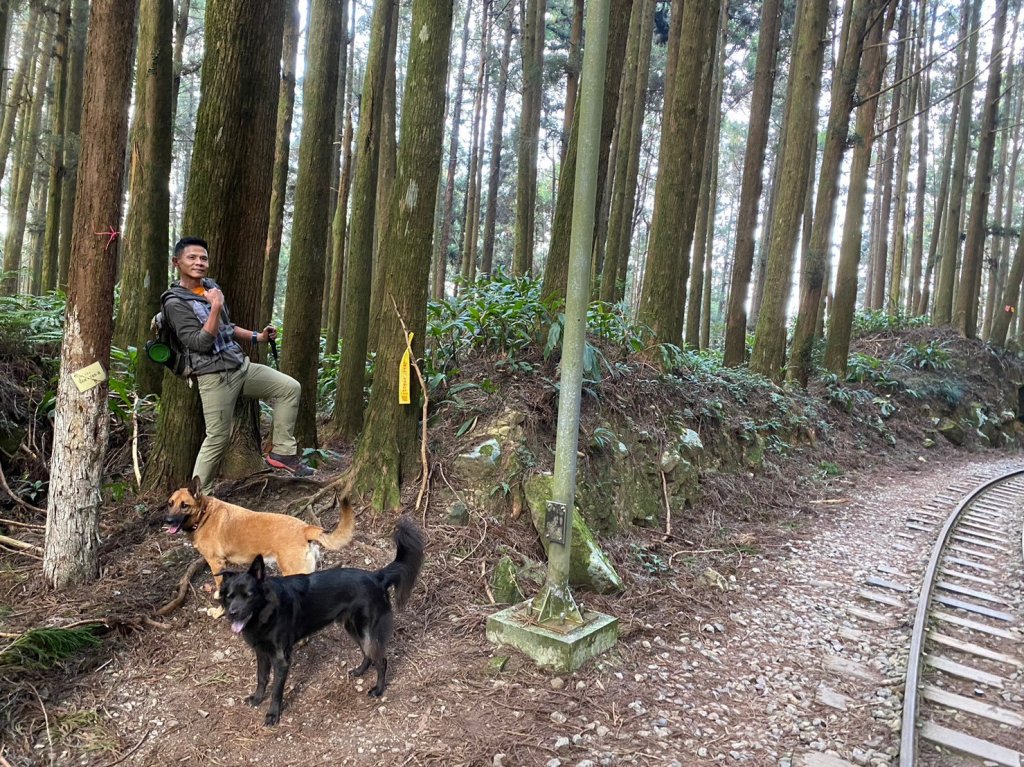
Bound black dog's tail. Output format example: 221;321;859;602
377;517;425;610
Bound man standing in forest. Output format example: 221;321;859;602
163;236;313;493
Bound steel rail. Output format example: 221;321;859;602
899;466;1024;767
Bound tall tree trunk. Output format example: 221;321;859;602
934;0;981;324
749;0;829;381
0;2;41;188
723;0;783;365
113;0;173;399
40;0;71;293
512;0;546;276
330;0;395;440
990;201;1024;347
347;0;452;510
954;0;1007;338
170;0;191;125
917;85;959;315
788;0;871;386
908;9;930;316
540;0;630;307
561;0;583;162
280;0;344;447
261;0;302;324
2;11;53;296
28;143;50;295
57;0;88;291
43;0;136;590
601;0;654;303
481;2;514;277
460;12;491;285
327;3;356;355
431;0;472;298
143;0;285;491
685;0;727;349
823;0;895;376
887;72;915;316
637;0;721;343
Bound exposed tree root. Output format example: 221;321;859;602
155;556;208;616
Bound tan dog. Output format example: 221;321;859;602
165;476;355;593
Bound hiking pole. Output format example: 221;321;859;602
269;337;279;368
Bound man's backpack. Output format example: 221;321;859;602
145;296;192;377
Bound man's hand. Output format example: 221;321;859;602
261;325;278;343
206;287;224;310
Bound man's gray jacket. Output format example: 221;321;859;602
161;278;246;377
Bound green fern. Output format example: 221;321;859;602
0;625;103;672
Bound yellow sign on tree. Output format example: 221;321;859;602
399;332;414;405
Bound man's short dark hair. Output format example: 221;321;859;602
173;236;209;259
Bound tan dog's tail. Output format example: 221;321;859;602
309;495;356;550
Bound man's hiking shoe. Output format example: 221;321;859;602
266;452;314;477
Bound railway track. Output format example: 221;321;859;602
899;469;1024;766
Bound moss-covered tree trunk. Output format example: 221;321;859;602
56;0;88;292
512;0;546;276
955;0;1007;338
823;2;895;376
722;0;782;365
349;0;452;510
40;0;71;294
326;25;355;355
934;0;981;324
748;0;828;381
329;0;395;440
541;0;629;307
114;0;173;398
788;0;870;387
43;0;136;589
280;0;345;448
480;3;514;277
260;0;301;323
143;0;285;491
637;0;721;343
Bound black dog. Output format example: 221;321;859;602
219;517;425;725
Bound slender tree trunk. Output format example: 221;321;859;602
601;0;649;303
824;0;896;375
44;0;136;590
261;0;302;323
40;0;71;293
2;11;53;296
990;209;1024;348
955;0;1007;338
512;0;546;276
788;0;871;386
723;0;783;365
987;67;1022;338
348;0;452;510
886;5;914;314
750;0;829;381
327;4;356;355
917;87;958;315
432;0;472;298
0;2;41;188
330;0;395;440
57;0;88;291
280;0;344;447
908;17;930;315
113;0;173;398
685;0;727;349
481;2;514;277
143;0;285;490
170;0;191;125
28;144;50;295
934;0;981;324
459;6;491;284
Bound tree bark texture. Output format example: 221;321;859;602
143;0;285;490
57;0;89;291
280;0;345;447
44;0;136;590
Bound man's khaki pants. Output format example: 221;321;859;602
192;359;301;493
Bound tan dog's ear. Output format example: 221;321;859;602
188;475;203;500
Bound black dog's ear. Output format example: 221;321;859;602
248;555;266;581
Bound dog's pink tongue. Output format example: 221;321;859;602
231;620;246;634
167;523;181;534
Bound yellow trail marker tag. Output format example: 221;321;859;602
399;332;413;405
71;361;107;393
